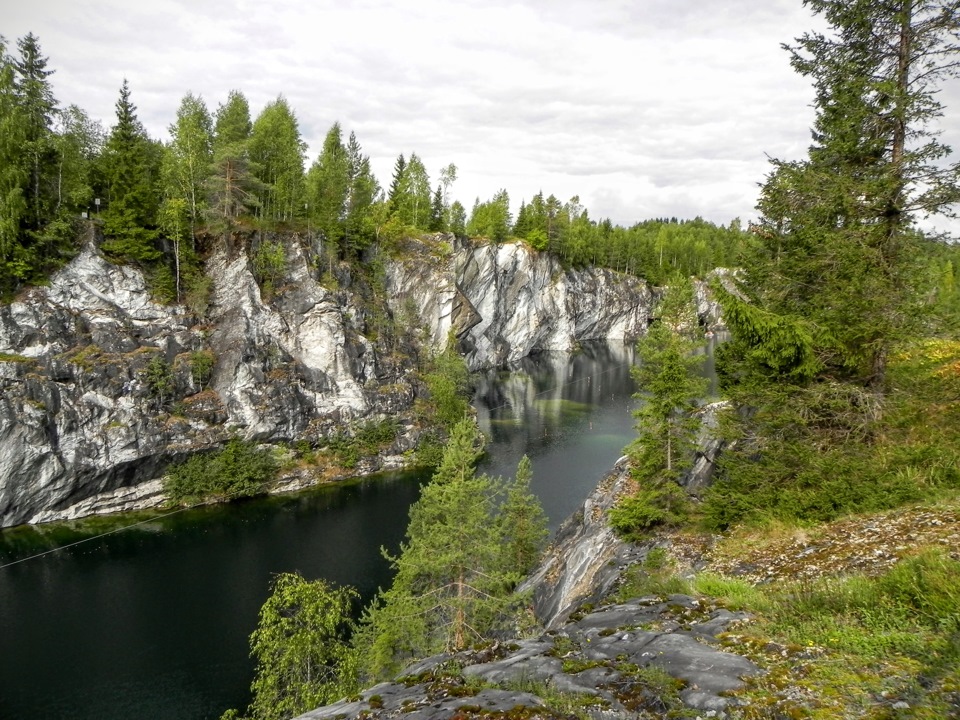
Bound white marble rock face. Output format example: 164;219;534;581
0;233;721;528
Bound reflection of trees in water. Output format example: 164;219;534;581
473;342;637;453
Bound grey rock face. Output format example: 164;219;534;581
520;455;646;631
0;233;668;528
296;597;759;720
0;235;411;528
387;236;655;370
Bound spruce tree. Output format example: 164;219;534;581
705;0;960;531
206;92;258;234
343;131;378;256
0;36;28;295
386;153;405;213
742;0;960;386
629;280;707;479
14;33;57;231
356;420;515;681
100;79;161;262
611;280;706;540
499;455;549;576
428;184;444;231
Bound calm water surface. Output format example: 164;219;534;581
0;341;676;720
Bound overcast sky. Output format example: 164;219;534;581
6;0;960;230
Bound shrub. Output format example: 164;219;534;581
609;479;688;542
145;354;175;406
190;350;215;390
252;239;286;298
165;439;277;504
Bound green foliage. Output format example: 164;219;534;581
614;557;692;602
0;34;89;297
226;573;359;720
189;349;215;390
465;189;511;243
712;282;823;383
628;280;707;479
144;353;174;405
326;418;399;469
704;339;960;529
448;200;466;237
213;90;252;150
306;124;380;260
164;439;277;504
249;96;305;224
164;92;212;236
252;239;286;298
355;420;523;682
100;79;162;263
306;122;350;252
422;334;470;429
705;4;960;536
498;455;549;576
612;281;705;540
609;481;689;541
739;1;960;387
183;269;212;317
388;152;431;230
511;191;747;281
414;335;472;467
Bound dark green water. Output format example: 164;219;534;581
0;341;659;720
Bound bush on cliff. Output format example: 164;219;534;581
165;439;277;504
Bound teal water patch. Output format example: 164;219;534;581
533;398;593;416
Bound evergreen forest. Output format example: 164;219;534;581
4;1;960;718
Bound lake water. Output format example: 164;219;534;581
0;341;656;720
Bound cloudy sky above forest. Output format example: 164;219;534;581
7;0;960;229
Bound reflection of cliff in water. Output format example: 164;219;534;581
473;341;636;453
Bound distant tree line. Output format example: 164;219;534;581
2;31;956;305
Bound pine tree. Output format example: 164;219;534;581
100;79;161;262
356;420;515;681
213;90;252;151
205;90;259;235
499;455;549;576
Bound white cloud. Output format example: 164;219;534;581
5;0;959;231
